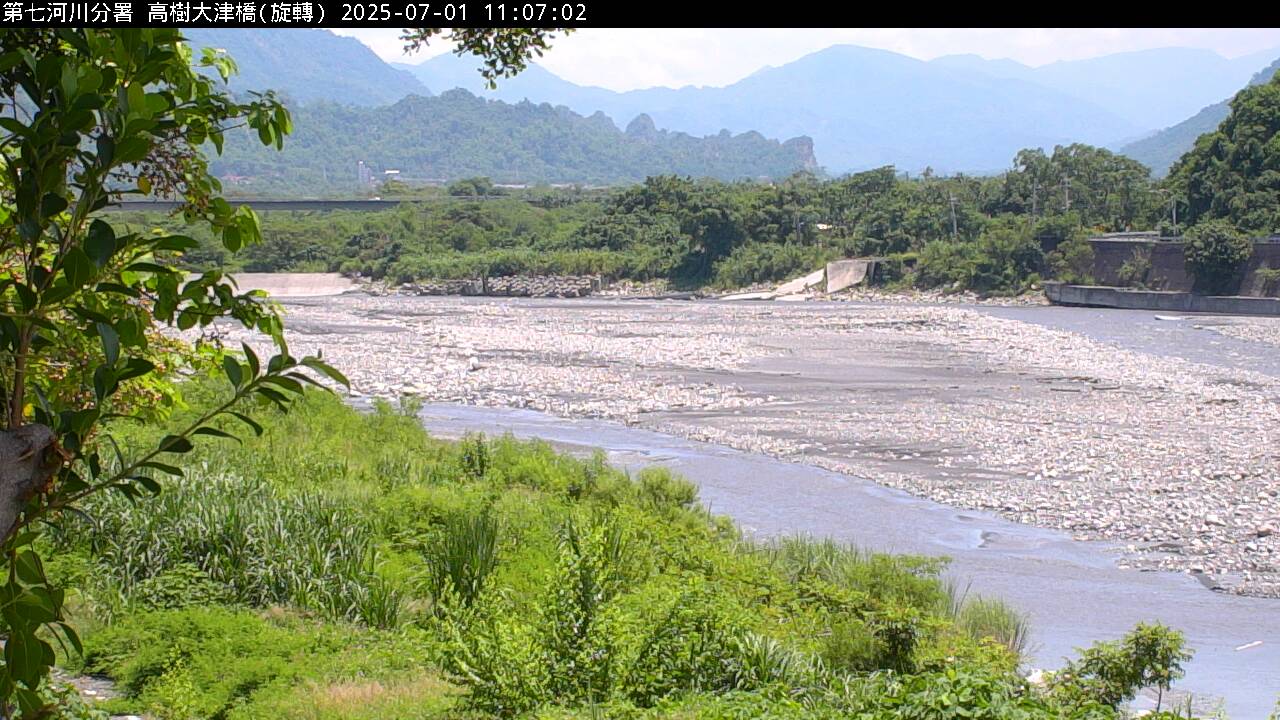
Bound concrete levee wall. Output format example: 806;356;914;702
1046;283;1280;316
1088;237;1280;296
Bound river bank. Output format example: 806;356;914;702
413;402;1276;719
192;293;1280;600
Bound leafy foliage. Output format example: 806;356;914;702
1183;219;1251;294
1171;71;1280;234
51;389;1205;719
1046;623;1192;712
0;28;355;716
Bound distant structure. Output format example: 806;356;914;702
356;161;372;186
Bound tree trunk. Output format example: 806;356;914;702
0;425;59;543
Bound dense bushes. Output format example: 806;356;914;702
145;142;1186;294
1184;219;1252;294
912;222;1045;295
54;388;1199;719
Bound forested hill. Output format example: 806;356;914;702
210;90;819;194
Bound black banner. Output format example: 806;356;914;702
0;0;601;26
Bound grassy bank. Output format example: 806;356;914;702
49;387;1194;719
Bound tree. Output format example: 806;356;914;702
0;27;563;716
0;29;349;715
1183;219;1252;295
1170;72;1280;234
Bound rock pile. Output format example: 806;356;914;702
399;275;602;298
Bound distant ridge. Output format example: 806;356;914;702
210;90;819;194
1121;56;1280;176
183;28;428;106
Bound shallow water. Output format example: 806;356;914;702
417;402;1279;718
980;305;1280;378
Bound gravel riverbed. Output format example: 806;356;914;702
192;294;1280;598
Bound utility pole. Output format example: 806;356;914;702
1062;175;1071;212
1031;180;1038;217
948;192;959;239
1172;197;1178;236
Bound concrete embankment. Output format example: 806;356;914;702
224;273;358;298
1046;283;1280;316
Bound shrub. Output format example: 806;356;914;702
1117;247;1153;288
710;243;833;289
953;597;1030;658
1184;220;1251;294
914;240;978;290
1047;622;1192;712
1047;236;1096;284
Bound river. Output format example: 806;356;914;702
398;301;1280;718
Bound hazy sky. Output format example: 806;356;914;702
331;28;1280;92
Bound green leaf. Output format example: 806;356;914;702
14;282;37;311
229;411;264;436
222;355;243;389
14;686;43;716
86;219;116;266
62;247;94;287
193;426;240;443
116;358;156;383
92;365;116;402
13;551;44;586
300;357;351;388
113;136;150;165
40;192;68;219
4;628;47;686
138;460;184;477
96;322;119;365
159;435;194;454
130;475;162;494
151;234;199;252
57;622;84;657
124;261;170;274
242;342;260;377
261;374;304;395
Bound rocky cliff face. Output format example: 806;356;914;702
784;136;819;172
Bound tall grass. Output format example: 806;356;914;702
942;581;1031;657
422;510;500;609
61;472;402;628
761;535;947;610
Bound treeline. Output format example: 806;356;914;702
146;143;1157;294
161;69;1280;296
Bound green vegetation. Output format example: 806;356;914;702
1170;70;1280;234
143;144;1162;295
1122;56;1280;177
0;27;563;716
47;387;1197;719
1183;220;1252;294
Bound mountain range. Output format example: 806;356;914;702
210;91;818;194
180;29;1280;179
397;44;1278;174
1120;56;1280;175
183;29;428;106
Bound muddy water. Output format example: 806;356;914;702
417;402;1279;718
